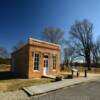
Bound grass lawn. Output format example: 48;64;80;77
0;78;51;92
60;65;100;78
61;65;100;73
0;64;52;92
0;64;100;92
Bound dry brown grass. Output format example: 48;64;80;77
0;78;51;92
61;65;100;73
0;64;10;71
0;64;51;92
61;65;100;78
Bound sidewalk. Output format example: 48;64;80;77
0;76;100;100
23;76;100;96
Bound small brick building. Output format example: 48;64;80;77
11;38;60;78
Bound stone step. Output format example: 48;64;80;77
42;75;56;79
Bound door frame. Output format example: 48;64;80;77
43;55;49;75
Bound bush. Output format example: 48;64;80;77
0;58;10;64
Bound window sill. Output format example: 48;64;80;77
53;69;56;71
33;70;39;72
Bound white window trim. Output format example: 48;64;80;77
33;69;40;72
52;55;56;70
33;52;40;72
53;69;56;71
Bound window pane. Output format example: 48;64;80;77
34;53;40;70
37;57;39;61
53;55;56;69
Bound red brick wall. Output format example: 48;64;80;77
28;39;60;78
11;38;60;79
11;44;29;78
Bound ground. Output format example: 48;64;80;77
0;64;100;92
62;66;100;73
0;64;52;92
61;66;100;78
0;65;100;100
31;80;100;100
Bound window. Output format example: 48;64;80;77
33;53;40;71
52;55;56;70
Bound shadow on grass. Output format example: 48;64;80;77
0;71;19;80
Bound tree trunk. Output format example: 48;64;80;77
85;54;91;70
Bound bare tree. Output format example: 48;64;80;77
69;19;93;70
13;41;26;51
92;38;100;67
0;47;9;58
42;27;64;44
64;47;75;67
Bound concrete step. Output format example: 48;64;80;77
42;75;56;79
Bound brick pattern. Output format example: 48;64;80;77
11;38;60;78
11;45;29;78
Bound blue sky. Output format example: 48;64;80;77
0;0;100;52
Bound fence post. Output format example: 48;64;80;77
72;70;74;78
84;69;87;77
77;72;79;77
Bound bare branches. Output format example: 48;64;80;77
13;41;26;51
0;47;9;58
69;19;93;70
42;27;64;44
92;38;100;65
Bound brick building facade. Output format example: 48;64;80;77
11;38;60;78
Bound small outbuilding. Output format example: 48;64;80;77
11;38;60;78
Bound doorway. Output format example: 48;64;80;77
43;55;49;75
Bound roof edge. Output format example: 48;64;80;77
11;43;28;54
12;38;61;54
29;38;61;48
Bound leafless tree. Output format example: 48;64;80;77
13;41;26;51
92;38;100;67
63;39;78;67
69;19;93;70
64;47;75;67
0;47;9;58
42;27;64;44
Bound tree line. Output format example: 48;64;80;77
0;47;10;64
42;19;100;70
0;19;100;70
